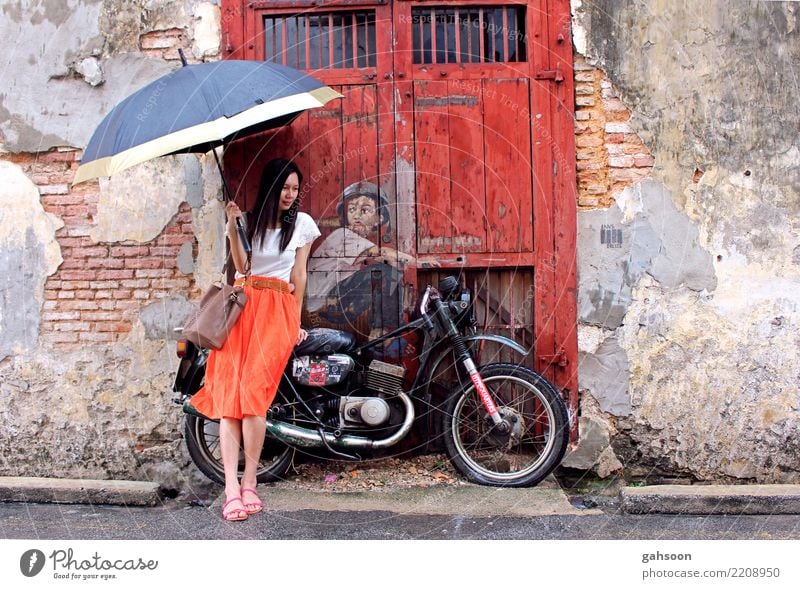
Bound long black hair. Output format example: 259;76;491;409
247;159;303;253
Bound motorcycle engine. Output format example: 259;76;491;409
291;356;406;428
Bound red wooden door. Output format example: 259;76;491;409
221;0;578;434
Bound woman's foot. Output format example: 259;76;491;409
221;496;248;522
240;487;264;515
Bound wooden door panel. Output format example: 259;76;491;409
413;80;452;254
483;78;533;253
447;79;488;253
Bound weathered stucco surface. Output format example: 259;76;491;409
0;0;223;492
0;161;64;360
573;0;800;482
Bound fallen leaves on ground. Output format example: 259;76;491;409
272;454;462;493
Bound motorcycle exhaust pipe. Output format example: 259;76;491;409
265;392;416;450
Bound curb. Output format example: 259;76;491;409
0;477;161;507
620;484;800;515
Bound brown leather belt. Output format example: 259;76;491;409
234;276;292;293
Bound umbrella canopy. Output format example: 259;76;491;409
73;60;341;185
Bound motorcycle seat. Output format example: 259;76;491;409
293;328;357;356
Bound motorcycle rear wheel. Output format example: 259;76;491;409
442;363;570;487
184;414;294;485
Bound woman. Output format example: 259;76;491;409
190;159;321;521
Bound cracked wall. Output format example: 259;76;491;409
0;0;224;493
570;0;800;483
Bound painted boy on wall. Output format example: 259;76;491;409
306;181;413;341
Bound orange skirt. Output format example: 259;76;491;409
189;276;300;420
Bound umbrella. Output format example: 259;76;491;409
73;53;342;187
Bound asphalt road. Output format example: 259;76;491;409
2;502;800;540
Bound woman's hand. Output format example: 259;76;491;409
225;201;243;227
296;328;309;345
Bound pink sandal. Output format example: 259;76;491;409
241;488;264;515
221;496;248;521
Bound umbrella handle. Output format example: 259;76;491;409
235;217;252;256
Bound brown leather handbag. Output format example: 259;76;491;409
182;280;248;350
183;251;251;350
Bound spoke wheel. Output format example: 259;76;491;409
442;363;569;487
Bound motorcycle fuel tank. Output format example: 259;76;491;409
292;354;355;386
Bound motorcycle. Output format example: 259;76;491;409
172;275;569;487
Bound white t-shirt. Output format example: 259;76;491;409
234;212;321;282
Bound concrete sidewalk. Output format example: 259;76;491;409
3;477;800;516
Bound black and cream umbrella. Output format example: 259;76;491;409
73;55;341;187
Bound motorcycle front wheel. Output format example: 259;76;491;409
184;414;294;485
442;363;570;487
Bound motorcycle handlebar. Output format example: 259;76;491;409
419;285;436;330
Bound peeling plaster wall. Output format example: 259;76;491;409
571;1;800;482
0;0;223;492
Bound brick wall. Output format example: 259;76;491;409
573;56;655;209
5;147;197;348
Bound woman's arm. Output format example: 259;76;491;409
225;202;249;274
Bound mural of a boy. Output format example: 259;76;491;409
306;181;413;340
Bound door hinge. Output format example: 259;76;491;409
534;69;564;83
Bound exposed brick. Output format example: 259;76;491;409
60;281;93;291
125;258;164;269
58;301;98;311
140;29;182;50
155;235;192;246
115;300;142;311
74;290;95;299
609;155;635;168
38;184;69;195
89;257;125;269
59;271;94;281
89;281;120;290
95;291;113;299
81;311;122;322
38;151;77;163
97;270;135;280
42;311;80;321
110;246;150;257
121;279;150;288
133;290;150;300
606;133;625;144
94;322;133;333
52;321;91;332
148;246;181;257
576;135;603;148
134;269;173;278
112;289;133;299
72;246;108;258
57;291;76;299
575;111;592;121
634;154;656;167
98;300;116;311
575;97;596;107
